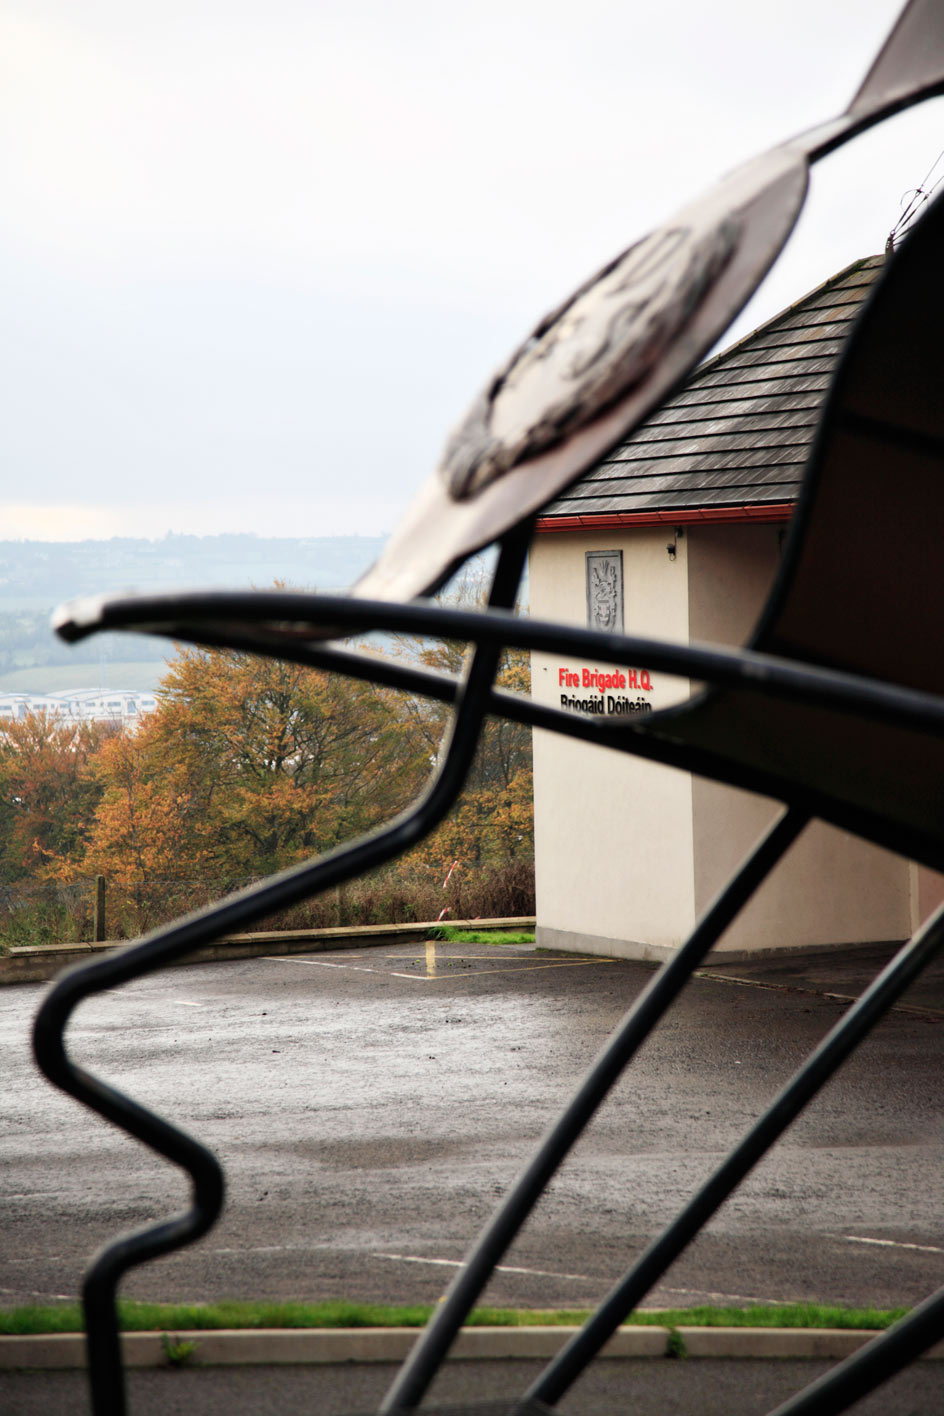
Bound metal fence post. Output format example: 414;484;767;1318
93;875;106;943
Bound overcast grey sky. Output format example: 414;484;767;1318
3;0;942;545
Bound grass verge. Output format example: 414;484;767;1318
428;927;535;946
0;1300;907;1336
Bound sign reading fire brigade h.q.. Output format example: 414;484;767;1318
557;665;653;717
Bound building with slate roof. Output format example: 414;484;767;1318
537;255;883;530
529;254;935;960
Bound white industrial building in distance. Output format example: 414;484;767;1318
0;688;158;725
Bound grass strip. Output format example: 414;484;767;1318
428;927;535;946
0;1300;907;1336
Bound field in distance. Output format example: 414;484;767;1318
0;661;167;695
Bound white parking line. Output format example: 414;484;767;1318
374;1252;594;1283
264;957;424;981
694;971;944;1018
656;1285;795;1305
263;956;613;982
841;1234;944;1255
211;1244;322;1255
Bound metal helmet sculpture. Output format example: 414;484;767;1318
352;0;944;606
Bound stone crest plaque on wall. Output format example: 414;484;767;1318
586;550;624;632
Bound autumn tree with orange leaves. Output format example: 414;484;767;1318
403;643;533;900
76;647;438;889
387;583;534;908
0;714;113;886
5;610;534;936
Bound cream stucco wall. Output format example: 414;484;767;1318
531;522;914;960
910;864;944;933
686;525;911;952
531;529;695;957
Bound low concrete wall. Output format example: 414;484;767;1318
5;1325;939;1369
0;917;536;986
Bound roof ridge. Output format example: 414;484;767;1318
541;254;885;523
692;254;884;379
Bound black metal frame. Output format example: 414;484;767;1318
53;582;944;868
25;8;944;1407
33;535;944;1416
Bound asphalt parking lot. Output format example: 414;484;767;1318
1;936;942;1319
5;1355;944;1416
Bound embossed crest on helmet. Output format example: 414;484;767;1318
441;217;741;501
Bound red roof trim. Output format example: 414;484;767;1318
533;502;794;533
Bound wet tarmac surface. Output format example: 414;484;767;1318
1;939;943;1316
4;1358;944;1416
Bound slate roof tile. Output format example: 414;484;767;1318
541;255;884;520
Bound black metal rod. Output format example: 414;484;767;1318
138;625;466;705
51;592;944;872
52;586;944;740
526;900;944;1407
32;987;227;1415
379;807;808;1414
40;567;944;1412
32;524;532;1416
768;1281;944;1416
68;616;944;874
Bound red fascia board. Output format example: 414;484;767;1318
533;503;794;533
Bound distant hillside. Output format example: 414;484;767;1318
0;534;387;690
0;533;386;604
